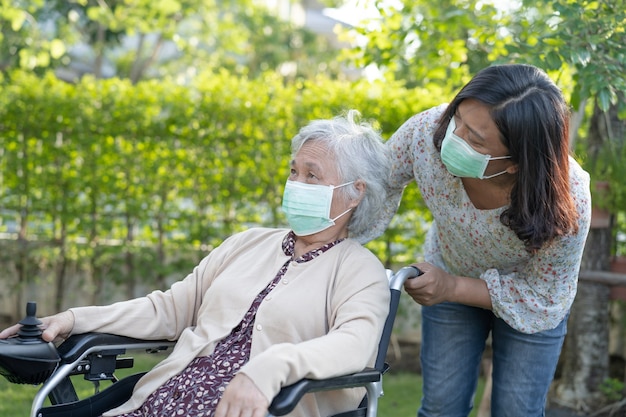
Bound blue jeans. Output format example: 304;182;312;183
418;302;568;417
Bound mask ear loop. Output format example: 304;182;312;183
330;207;353;222
331;181;355;189
329;181;356;223
331;181;358;208
481;156;512;179
481;170;508;179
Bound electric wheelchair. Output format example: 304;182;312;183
0;266;421;417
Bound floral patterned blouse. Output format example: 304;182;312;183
365;104;592;334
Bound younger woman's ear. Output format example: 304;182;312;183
349;180;366;209
506;163;519;175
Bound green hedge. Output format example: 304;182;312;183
0;69;440;305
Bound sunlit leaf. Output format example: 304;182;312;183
597;88;612;112
10;10;26;31
49;39;66;59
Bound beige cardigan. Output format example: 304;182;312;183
69;228;390;417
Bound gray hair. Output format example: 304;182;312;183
291;110;391;244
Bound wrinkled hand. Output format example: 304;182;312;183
215;373;269;417
0;311;75;343
404;262;457;306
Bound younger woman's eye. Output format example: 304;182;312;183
452;115;475;144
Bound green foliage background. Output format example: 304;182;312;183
0;69;439;310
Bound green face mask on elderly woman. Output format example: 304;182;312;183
281;180;354;236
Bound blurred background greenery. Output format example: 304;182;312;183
0;0;623;313
0;0;625;413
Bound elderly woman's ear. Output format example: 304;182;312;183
349;180;367;209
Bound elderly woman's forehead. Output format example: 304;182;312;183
297;140;335;159
293;141;340;175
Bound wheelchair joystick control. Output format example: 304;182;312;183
0;301;61;384
17;302;44;343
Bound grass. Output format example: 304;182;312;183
378;372;486;417
0;354;485;416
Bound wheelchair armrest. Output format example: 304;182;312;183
57;333;175;363
28;333;176;417
268;368;381;416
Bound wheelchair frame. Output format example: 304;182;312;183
3;266;420;417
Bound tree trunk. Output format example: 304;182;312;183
551;207;613;411
550;99;625;412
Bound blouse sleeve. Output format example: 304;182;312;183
360;105;446;243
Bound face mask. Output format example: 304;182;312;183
282;180;354;236
441;118;511;179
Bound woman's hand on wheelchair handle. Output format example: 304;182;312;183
403;262;457;306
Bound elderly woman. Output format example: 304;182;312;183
0;110;391;417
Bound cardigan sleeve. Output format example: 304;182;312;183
237;249;390;403
69;233;242;340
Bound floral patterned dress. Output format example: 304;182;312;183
115;232;344;417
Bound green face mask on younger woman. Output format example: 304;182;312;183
441;118;511;179
281;180;353;236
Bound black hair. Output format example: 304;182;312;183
433;64;579;253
